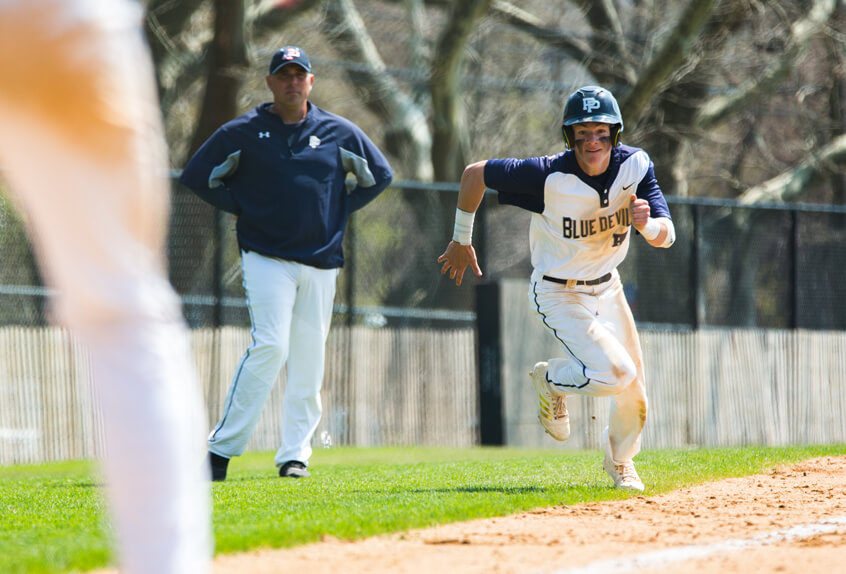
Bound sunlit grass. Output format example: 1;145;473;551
1;444;843;573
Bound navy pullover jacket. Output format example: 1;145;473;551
180;102;393;269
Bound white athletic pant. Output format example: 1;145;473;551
0;2;211;573
529;269;647;463
208;251;337;467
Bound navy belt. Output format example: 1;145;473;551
542;272;612;287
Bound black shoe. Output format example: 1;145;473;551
279;460;310;478
209;452;230;482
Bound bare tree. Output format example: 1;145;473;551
145;0;846;319
153;0;846;199
320;0;433;179
144;0;206;99
826;0;846;204
739;133;846;204
429;0;493;180
188;0;249;158
694;0;837;130
620;0;720;130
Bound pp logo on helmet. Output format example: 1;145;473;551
582;97;601;112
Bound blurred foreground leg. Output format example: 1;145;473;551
0;1;211;572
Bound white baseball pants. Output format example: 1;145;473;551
0;1;211;573
208;251;337;467
529;270;647;463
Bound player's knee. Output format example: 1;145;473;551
610;355;637;388
586;355;637;396
247;341;287;371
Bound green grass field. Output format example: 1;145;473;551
1;444;844;573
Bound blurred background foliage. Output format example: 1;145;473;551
149;0;846;202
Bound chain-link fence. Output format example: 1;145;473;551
619;199;846;330
0;178;845;330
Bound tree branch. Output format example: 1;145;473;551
489;1;590;61
145;0;206;69
621;0;719;129
695;0;838;129
404;0;430;98
572;0;635;83
321;0;433;179
827;0;846;203
188;0;249;159
429;0;493;181
248;0;326;30
738;133;846;204
489;0;635;85
144;0;206;100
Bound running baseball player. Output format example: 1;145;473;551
181;46;393;481
0;1;211;572
438;86;674;491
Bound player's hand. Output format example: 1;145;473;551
630;194;651;230
437;241;483;286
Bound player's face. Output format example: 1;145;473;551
572;122;612;176
266;64;314;110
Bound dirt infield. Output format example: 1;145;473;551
213;456;846;574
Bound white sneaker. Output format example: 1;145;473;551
603;452;644;492
530;361;570;441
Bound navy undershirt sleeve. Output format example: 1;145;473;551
635;162;671;219
485;156;559;214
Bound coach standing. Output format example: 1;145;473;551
181;46;393;480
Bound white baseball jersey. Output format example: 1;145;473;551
485;144;672;466
484;145;671;281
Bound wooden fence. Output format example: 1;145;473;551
498;280;846;449
1;312;845;465
0;325;478;465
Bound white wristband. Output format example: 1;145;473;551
452;208;475;245
640;218;661;241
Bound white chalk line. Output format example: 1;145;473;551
549;515;846;574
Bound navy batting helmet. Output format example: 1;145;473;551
561;86;623;148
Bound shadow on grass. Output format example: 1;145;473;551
346;485;549;495
215;476;608;496
51;481;103;489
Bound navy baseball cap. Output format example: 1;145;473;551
269;46;311;75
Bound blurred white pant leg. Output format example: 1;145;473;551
275;265;337;467
530;276;646;461
530;277;637;396
597;279;648;463
0;2;211;573
208;251;296;457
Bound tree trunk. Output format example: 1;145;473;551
827;0;846;204
187;0;248;159
622;0;719;130
633;0;761;193
404;0;430;105
430;0;492;181
321;0;433;180
573;0;636;84
172;0;248;300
